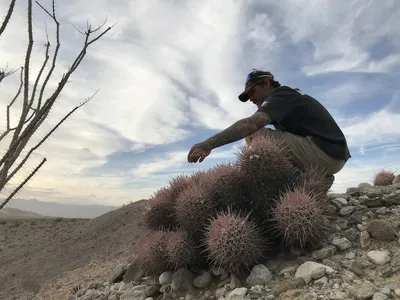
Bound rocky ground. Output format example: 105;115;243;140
68;180;400;300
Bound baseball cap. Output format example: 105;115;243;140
238;70;277;102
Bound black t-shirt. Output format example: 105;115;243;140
256;86;351;161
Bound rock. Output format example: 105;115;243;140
110;264;128;283
159;271;173;285
394;289;400;296
393;175;400;185
372;292;388;300
360;231;371;249
339;206;356;216
376;207;388;215
295;262;334;284
332;197;348;208
123;261;144;283
311;245;337;260
192;270;212;289
352;282;377;300
171;268;195;294
331;237;352;250
343;228;360;242
279;266;297;276
246;264;272;286
226;287;248;299
366;220;397;241
363;198;383;208
367;250;391;265
310;266;325;280
230;274;241;289
120;285;148;300
380;287;391;295
349;260;364;276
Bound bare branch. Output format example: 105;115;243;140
5;92;98;186
0;64;18;85
0;0;16;38
0;158;47;210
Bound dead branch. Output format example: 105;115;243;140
0;0;16;38
0;0;112;209
0;158;47;209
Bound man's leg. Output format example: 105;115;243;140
247;128;345;176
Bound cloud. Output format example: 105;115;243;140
0;0;399;207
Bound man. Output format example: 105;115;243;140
187;69;351;181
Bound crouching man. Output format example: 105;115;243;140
187;69;351;186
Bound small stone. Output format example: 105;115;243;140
193;270;212;289
380;287;391;295
311;267;326;280
295;261;334;285
227;287;248;299
332;197;348;208
339;206;356;216
349;260;364;276
364;198;383;208
359;195;370;201
246;264;272;286
360;231;371;249
366;220;397;241
358;224;367;231
367;250;391;265
394;289;400;296
376;207;388;215
110;264;128;283
352;282;377;300
314;276;328;287
311;245;337;260
372;292;388;300
344;251;356;260
159;271;173;285
279;266;297;276
331;237;352;250
230;274;241;289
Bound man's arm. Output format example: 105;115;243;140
204;111;272;149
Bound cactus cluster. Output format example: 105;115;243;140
134;134;333;276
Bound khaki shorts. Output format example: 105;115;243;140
245;128;345;175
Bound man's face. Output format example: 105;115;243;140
248;81;269;107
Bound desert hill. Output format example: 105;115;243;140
6;198;119;218
0;207;48;219
0;199;147;300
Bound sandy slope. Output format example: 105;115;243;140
0;199;147;300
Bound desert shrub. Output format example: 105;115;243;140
373;170;395;186
271;187;331;250
202;209;266;274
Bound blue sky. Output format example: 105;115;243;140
0;0;399;206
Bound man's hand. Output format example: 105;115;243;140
187;142;212;163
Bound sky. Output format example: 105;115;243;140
0;0;399;206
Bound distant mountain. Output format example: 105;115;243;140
0;207;47;219
4;198;120;218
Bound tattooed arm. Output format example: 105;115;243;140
187;111;272;163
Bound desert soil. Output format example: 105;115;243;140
0;199;147;300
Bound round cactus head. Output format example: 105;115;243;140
143;174;193;230
164;229;205;270
235;135;297;219
270;187;331;250
373;169;395;186
295;166;332;199
133;229;171;275
174;163;238;236
202;208;266;275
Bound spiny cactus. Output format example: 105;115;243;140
164;229;205;270
235;135;296;223
133;230;172;275
202;208;266;275
143;174;193;230
373;169;395;186
174;163;238;236
295;166;332;199
270;187;331;250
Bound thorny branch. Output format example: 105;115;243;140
0;0;113;208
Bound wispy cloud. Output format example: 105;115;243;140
0;0;399;206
